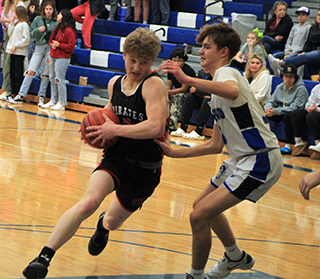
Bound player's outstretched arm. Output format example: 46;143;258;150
155;124;224;158
299;170;320;200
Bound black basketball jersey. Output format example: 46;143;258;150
110;71;167;163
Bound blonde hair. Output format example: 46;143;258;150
247;31;267;59
123;27;161;62
245;53;269;80
3;0;14;16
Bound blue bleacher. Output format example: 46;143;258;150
233;0;291;8
223;2;264;20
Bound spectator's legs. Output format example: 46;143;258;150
151;0;160;24
109;0;118;20
71;2;86;23
160;0;170;25
142;0;150;23
54;58;70;106
169;93;186;131
134;0;142;22
283;112;295;144
80;2;99;49
283;50;320;68
179;94;201;132
2;32;12;94
10;54;25;95
291;109;308;138
49;58;58;103
122;0;132;21
306;111;320;141
195;98;211;136
261;35;283;54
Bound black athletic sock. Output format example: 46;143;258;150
38;246;55;264
97;216;109;234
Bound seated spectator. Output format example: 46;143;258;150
232;31;267;72
269;6;311;60
134;0;149;24
269;8;320;77
151;0;169;26
261;1;293;54
244;54;271;107
171;68;212;140
264;64;309;154
167;47;196;131
109;0;132;22
285;74;320;159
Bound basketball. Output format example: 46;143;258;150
81;109;120;149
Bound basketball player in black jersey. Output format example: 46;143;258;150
23;27;169;279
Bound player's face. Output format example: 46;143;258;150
198;37;221;69
283;75;295;88
123;54;153;82
45;5;53;18
249;58;262;75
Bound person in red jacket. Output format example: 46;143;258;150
71;0;105;49
43;8;77;111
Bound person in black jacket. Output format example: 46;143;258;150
261;0;293;54
55;0;78;12
269;9;320;77
71;0;105;49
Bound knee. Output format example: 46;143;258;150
27;70;36;76
104;214;124;231
189;209;209;231
77;198;101;218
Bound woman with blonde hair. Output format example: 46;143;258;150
245;53;272;107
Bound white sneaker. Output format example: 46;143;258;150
41;100;56;109
38;96;44;107
207;251;255;279
6;95;17;104
13;94;24;103
170;128;186;137
182;130;205;140
50;102;65;111
270;58;281;77
0;91;11;100
309;142;320;153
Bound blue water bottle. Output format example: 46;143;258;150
118;3;127;22
76;38;81;48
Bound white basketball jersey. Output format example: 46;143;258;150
209;66;279;159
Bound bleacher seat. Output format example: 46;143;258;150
223;2;264;20
233;0;291;9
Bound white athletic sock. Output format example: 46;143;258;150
295;137;303;144
189;268;205;279
285;143;293;150
315;140;320;145
225;243;243;261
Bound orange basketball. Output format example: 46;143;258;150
80;109;120;149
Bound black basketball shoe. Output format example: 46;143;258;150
88;211;109;256
23;256;50;279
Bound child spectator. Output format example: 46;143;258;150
134;0;149;24
5;5;30;102
46;8;77;110
171;68;212;140
264;64;309;154
269;9;320;78
232;31;267;72
244;53;271;107
10;0;58;106
167;47;196;131
284;74;320;158
261;1;293;54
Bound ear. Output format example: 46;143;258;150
220;47;229;59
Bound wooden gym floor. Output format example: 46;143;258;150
0;101;319;279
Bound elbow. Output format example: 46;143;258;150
229;90;239;100
152;125;166;139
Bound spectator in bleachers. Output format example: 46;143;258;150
71;0;105;49
170;0;183;12
166;47;196;131
26;0;40;62
261;0;293;54
55;0;78;12
232;31;267;72
151;0;169;26
10;0;58;105
0;0;27;100
45;8;77;110
171;68;211;140
264;64;309;155
269;6;311;61
245;53;271;108
109;0;131;22
283;74;320;158
269;9;320;78
134;0;149;24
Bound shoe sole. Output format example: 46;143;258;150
88;211;108;256
22;263;48;279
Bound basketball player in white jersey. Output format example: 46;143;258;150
157;23;283;279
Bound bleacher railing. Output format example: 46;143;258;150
203;0;225;26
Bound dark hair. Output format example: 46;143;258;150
27;0;41;24
169;47;188;61
41;0;57;21
51;9;76;41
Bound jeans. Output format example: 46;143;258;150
2;31;11;93
19;44;51;97
261;35;284;54
283;50;320;68
49;57;70;105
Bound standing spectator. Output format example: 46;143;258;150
5;5;30;102
55;0;78;12
171;68;212;140
26;0;41;62
134;0;149;24
71;0;105;49
232;31;267;72
244;53;271;107
170;0;183;12
285;74;320;158
269;9;320;77
167;47;196;131
151;0;169;25
0;0;26;100
108;0;132;22
264;64;309;154
46;9;77;110
10;0;58;106
261;0;293;54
